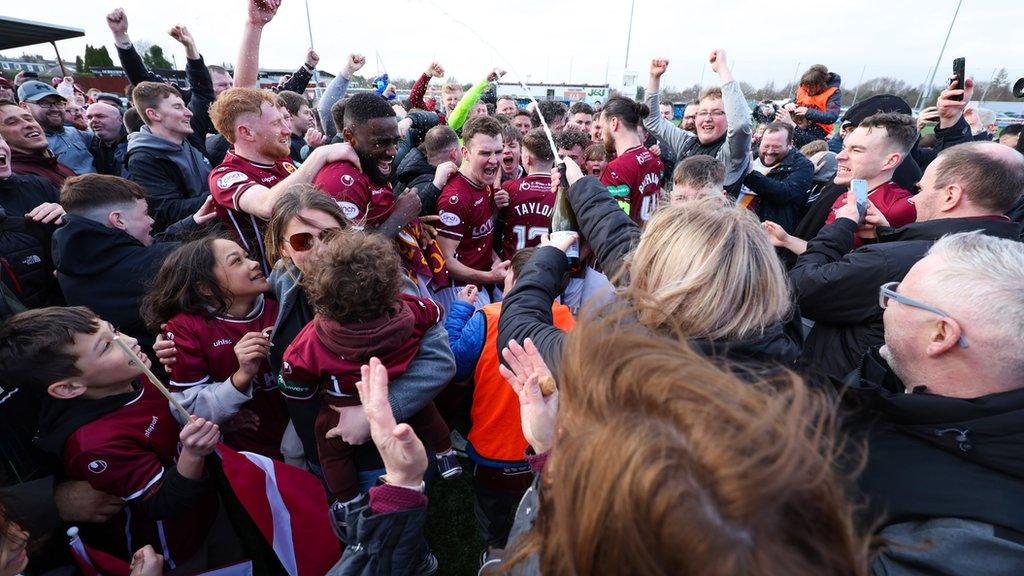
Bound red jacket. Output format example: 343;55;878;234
12;150;75;188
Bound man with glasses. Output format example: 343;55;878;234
844;232;1024;575
740;122;814;233
644;50;751;194
788;141;1023;381
17;81;95;176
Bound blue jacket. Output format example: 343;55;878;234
743;147;815;234
45;126;95;175
444;300;486;382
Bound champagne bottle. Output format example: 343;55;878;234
550;162;580;272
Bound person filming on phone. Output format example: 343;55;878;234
776;140;1023;381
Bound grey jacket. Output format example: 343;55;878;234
644;81;752;187
318;73;353;141
46;125;95;175
872;518;1024;576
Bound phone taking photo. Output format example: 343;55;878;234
851;179;869;219
951;57;966;101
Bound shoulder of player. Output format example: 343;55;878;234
281;321;324;367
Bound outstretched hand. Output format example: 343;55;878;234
248;0;282;26
649;58;669;79
355;358;428;487
499;339;557;454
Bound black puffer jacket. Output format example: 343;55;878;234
0;175;63;309
393;147;443;216
498;176;801;374
791;215;1022;381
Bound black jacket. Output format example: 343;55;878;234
498;176;801;374
791;215;1022;381
89;128;130;177
115;45;216;158
0;175;63;309
393;148;443;216
842;348;1024;536
51;214;200;349
744;147;815;234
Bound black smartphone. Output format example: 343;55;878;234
951;57;965;101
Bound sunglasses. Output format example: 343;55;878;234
286;228;341;252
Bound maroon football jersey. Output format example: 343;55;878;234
62;379;217;567
436;173;498;271
497;173;554;260
165;297;289;459
314;162;450;290
209;151;297;275
600;145;663;225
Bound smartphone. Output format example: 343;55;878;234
851;179;869;214
951;57;966;101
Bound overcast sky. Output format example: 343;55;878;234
4;0;1023;92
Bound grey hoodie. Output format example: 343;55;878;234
126;126;211;231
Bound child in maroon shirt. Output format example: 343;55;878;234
280;232;460;506
142;237;290;459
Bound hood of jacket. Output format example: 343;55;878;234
692;320;803;372
878;215;1022;244
845;348;1024;481
314;300;415;362
395;147;435;185
52;214;147;277
126;125;211;195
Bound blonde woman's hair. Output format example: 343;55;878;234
626;199;791;340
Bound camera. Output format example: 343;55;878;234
752;99;793;124
1013;77;1024;99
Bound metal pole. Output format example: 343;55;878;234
851;64;867;106
50;42;68;77
978;67;999;103
622;0;635;85
790;61;801;98
304;0;322;99
920;0;964;109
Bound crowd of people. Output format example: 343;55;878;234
1;1;1024;574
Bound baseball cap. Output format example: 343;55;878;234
17;80;64;103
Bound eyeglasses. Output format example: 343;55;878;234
33;100;66;109
695;110;726;118
286;228;341;252
878;282;969;348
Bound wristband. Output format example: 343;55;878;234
377;475;425;493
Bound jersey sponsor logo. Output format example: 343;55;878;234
87;460;108;474
439;211;461;227
144;416;159;438
636;150;654;164
213;338;233;347
473;197;484;206
337;201;360;220
341;174;355;187
282;361;292;375
217;171;248;189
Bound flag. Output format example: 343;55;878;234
69;526;255;576
216;444;342;576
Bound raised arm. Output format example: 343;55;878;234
714;49;753;184
318;53;365;140
107;8;165;86
409;62;444;112
233;0;282;89
278;48;317;94
448;68;504;132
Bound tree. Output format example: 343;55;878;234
81;44;113;71
75;56;85;74
142;44;173;70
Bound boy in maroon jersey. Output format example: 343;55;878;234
496;128;555;260
313;93;450;305
499;123;524;183
437;116;511;306
208;87;359;275
278;233;459;517
0;307;239;572
600;96;664;226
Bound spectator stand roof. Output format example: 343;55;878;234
0;16;84;50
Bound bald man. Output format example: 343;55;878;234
86;102;129;177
